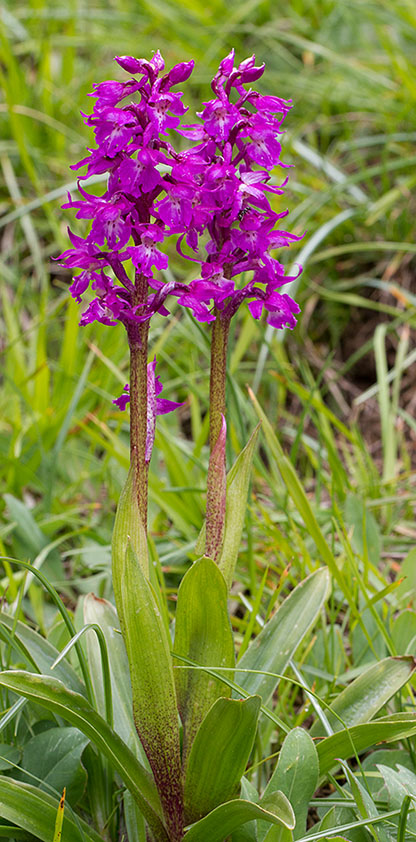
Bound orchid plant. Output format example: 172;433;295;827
1;49;416;842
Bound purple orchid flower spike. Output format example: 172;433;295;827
61;48;302;536
113;360;183;463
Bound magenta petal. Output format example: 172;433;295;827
156;397;183;415
115;55;151;74
113;393;130;410
248;299;263;320
145;360;182;462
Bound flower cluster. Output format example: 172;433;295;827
169;50;302;330
59;48;301;335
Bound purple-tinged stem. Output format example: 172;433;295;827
128;272;149;528
206;309;230;561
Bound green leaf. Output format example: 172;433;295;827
231;826;258;842
19;727;88;805
174;557;235;759
112;466;149;606
261;728;319;840
376;765;416;832
0;612;85;695
0;670;167;842
83;593;146;759
311;656;416;737
184;793;295;842
120;544;182;840
237;568;330;704
218;424;261;588
231;778;258;841
317;712;416;778
0;776;102;842
184;695;261;823
362;749;413;801
263;826;293;842
0;745;20;771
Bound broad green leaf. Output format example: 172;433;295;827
261;728;319;840
376;765;416;832
263;827;293;842
120;545;182;841
19;726;88;805
0;776;102;842
218;424;261;588
0;670;167;842
112;466;148;603
0;612;84;695
174;557;235;758
237;568;330;704
390;764;416;798
362;749;413;801
184;695;261;823
230;778;258;841
0;745;20;771
240;776;259;803
83;593;146;760
378;763;416;803
311;656;416;737
231;826;258;842
317;712;416;778
184;793;295;842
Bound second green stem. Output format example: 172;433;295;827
206;310;230;561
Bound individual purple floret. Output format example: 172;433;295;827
113;360;182;462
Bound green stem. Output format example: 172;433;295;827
206;309;230;561
128;272;149;528
209;310;230;450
